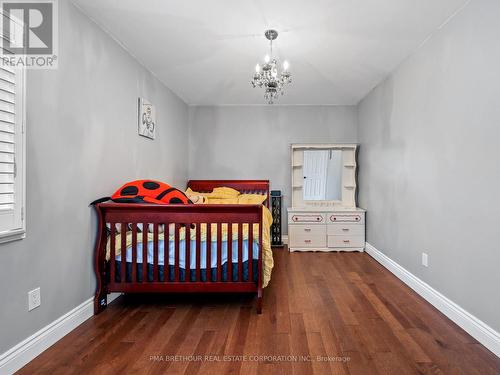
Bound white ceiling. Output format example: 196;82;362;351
73;0;468;105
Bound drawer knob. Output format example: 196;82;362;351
342;228;349;231
304;228;311;232
304;240;311;243
343;240;350;243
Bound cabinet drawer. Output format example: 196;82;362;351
288;213;325;224
328;213;365;224
289;225;326;248
327;224;364;236
327;235;365;248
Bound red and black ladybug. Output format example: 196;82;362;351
91;180;192;205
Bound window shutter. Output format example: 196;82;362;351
0;13;25;242
0;63;25;240
0;66;16;211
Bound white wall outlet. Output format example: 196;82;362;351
422;252;429;267
28;287;41;311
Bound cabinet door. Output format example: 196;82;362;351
303;150;329;200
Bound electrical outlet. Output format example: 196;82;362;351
422;253;429;267
28;287;41;311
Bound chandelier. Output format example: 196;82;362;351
251;29;292;104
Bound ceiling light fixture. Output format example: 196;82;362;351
251;29;292;104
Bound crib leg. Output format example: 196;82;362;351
93;205;108;315
256;289;263;314
94;289;107;315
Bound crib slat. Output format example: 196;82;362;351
110;223;116;283
207;223;212;281
185;224;191;282
121;223;126;283
196;224;201;282
217;223;222;281
142;223;148;282
238;223;243;282
165;223;170;282
131;224;137;282
153;223;159;282
248;223;253;283
174;224;180;282
227;223;232;282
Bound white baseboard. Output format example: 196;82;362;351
0;293;121;375
365;242;500;358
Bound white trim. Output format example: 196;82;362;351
188;103;359;107
365;242;500;358
0;293;121;374
0;228;25;244
0;59;26;243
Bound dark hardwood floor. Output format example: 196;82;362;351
18;247;500;375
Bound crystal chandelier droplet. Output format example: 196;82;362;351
251;29;292;104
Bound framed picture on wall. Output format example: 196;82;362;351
138;97;156;139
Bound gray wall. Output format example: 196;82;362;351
188;105;358;232
0;1;188;353
357;0;500;332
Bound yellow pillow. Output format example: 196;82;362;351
185;187;210;197
211;187;240;198
238;194;267;205
206;197;239;204
185;186;240;199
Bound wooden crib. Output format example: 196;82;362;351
93;180;269;314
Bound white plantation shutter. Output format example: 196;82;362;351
0;63;25;242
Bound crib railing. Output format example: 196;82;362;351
93;203;264;314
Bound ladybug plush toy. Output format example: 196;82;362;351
92;180;192;205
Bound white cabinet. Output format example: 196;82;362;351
288;208;365;252
288;143;365;252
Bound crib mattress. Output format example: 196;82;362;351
115;239;259;269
